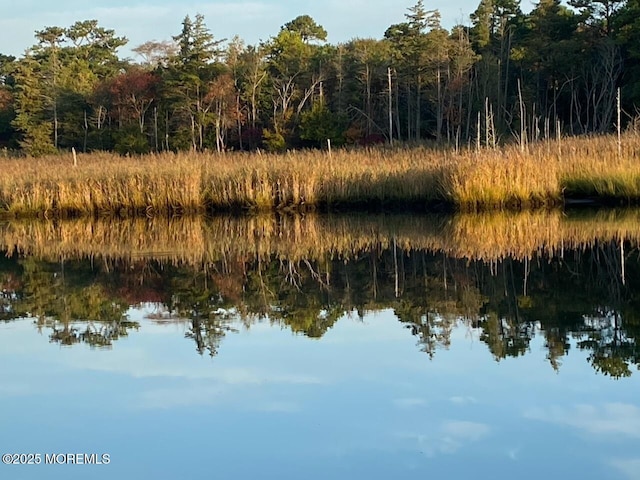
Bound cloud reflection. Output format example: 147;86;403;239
610;458;640;480
396;420;491;457
525;403;640;438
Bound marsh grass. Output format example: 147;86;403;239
1;134;640;217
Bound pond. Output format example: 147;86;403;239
0;210;639;479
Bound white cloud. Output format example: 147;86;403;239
137;384;226;409
87;354;324;385
507;447;519;460
136;379;302;411
610;458;640;480
525;403;640;438
450;395;478;405
395;420;490;457
441;420;490;441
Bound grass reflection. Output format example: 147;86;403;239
2;209;640;263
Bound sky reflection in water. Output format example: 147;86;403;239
1;211;640;479
1;307;639;480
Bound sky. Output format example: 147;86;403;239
0;0;492;60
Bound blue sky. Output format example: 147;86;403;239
0;0;493;60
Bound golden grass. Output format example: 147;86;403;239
1;134;640;216
2;209;639;264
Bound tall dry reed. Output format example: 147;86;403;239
1;134;640;217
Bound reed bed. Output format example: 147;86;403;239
0;134;639;216
2;209;640;265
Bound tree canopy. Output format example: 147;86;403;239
1;1;640;154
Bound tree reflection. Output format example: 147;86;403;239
579;311;638;378
1;236;639;376
3;256;136;348
43;318;139;348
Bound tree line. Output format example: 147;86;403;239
1;0;639;155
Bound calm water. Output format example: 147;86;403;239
1;212;639;480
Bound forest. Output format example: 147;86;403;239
1;0;639;156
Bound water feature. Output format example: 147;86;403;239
1;211;639;479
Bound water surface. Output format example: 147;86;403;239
1;211;639;479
